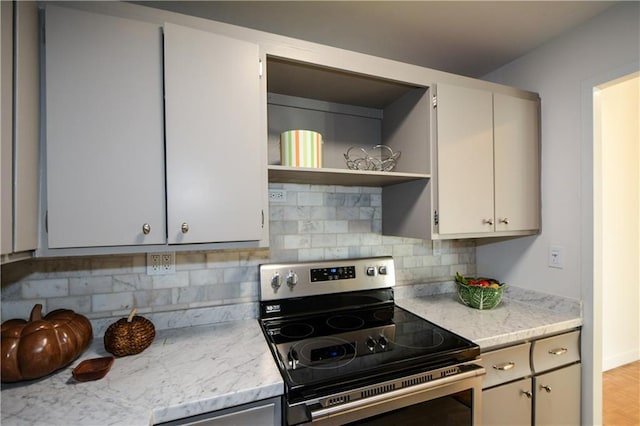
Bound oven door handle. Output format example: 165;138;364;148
310;365;486;422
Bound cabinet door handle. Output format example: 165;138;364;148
483;218;494;226
142;223;151;235
492;362;515;371
521;390;532;399
548;347;568;356
499;217;510;224
540;385;552;393
181;222;189;234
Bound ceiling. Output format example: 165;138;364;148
137;1;618;78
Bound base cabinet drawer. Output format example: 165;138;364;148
483;377;532;426
156;397;282;426
531;330;580;374
480;342;531;389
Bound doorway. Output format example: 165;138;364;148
593;72;640;423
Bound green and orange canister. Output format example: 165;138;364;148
280;130;323;168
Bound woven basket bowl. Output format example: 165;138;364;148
104;315;155;357
456;282;504;310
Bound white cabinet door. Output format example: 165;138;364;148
45;6;165;248
436;84;494;235
494;94;540;232
483;378;532;426
534;363;581;426
163;23;263;244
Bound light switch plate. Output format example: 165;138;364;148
548;245;564;269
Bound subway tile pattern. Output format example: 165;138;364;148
0;184;476;325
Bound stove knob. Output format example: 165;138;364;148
378;335;388;349
288;349;299;370
366;266;376;277
366;337;376;352
378;265;388;275
271;272;282;290
286;271;298;288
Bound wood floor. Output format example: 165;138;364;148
603;360;640;425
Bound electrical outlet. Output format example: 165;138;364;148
548;245;564;269
147;252;175;275
269;189;287;203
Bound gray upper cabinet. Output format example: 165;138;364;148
163;23;263;244
435;84;495;236
494;93;541;233
45;5;166;249
1;0;13;256
431;84;540;239
1;1;39;262
43;6;266;254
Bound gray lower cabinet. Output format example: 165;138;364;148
531;331;581;426
481;330;581;426
483;378;532;426
156;397;282;426
533;363;581;426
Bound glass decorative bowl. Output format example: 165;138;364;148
344;145;400;172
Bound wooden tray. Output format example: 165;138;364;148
72;356;114;382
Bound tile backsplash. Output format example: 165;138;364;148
1;183;476;326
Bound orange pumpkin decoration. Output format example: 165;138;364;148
1;304;93;382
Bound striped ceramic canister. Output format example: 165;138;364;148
280;130;323;168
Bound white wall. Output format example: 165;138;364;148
478;3;640;425
597;74;640;371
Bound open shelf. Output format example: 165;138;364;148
268;165;429;187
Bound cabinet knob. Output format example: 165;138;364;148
540;385;552;393
521;390;532;399
181;223;189;234
499;217;510;224
483;218;494;226
142;223;151;235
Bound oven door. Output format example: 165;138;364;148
289;365;485;426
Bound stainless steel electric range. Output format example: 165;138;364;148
258;256;485;425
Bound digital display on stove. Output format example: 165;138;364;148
310;342;356;362
310;266;356;282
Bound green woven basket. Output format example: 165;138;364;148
456;281;504;310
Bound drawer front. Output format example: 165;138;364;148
480;342;531;389
531;330;580;373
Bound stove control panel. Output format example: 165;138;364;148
311;266;356;282
259;256;395;301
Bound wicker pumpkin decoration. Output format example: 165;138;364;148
1;304;93;383
104;309;155;357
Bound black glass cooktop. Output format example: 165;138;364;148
259;298;479;402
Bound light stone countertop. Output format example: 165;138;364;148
0;319;283;426
1;286;582;426
396;285;583;351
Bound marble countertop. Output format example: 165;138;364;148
397;286;583;350
1;319;283;426
1;286;582;425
